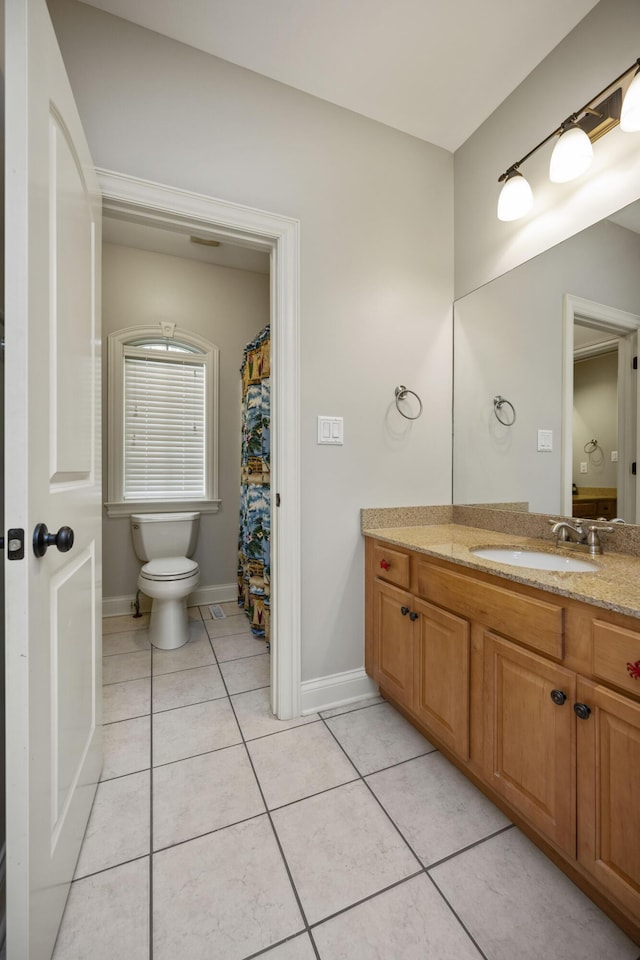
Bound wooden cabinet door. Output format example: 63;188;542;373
577;678;640;919
483;633;576;855
371;579;414;704
413;597;470;759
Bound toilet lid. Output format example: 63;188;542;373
140;557;199;581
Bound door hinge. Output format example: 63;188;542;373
634;356;638;370
275;493;281;507
633;462;637;476
2;528;25;560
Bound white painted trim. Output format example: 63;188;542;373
300;668;379;715
102;581;237;618
97;169;301;718
562;294;640;520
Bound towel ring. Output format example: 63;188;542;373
494;395;516;426
394;385;423;420
584;438;599;453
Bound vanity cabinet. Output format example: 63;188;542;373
482;632;576;855
412;597;470;758
572;497;617;520
368;549;470;759
370;578;414;704
576;678;640;922
364;535;640;942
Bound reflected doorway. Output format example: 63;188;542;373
562;294;640;523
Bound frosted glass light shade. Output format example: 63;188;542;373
497;171;534;221
621;69;640;132
549;124;593;183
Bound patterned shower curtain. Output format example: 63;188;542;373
237;325;271;646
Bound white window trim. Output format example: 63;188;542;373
106;323;220;518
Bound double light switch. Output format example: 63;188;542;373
317;416;344;445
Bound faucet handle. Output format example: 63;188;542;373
588;525;614;534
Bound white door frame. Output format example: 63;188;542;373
97;169;301;719
562;294;640;522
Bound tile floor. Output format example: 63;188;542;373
52;603;640;960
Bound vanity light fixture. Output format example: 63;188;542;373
497;57;640;221
621;65;640;131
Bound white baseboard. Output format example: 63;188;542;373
300;668;379;715
102;582;237;618
190;583;237;607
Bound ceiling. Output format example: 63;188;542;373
102;216;270;273
80;0;599;152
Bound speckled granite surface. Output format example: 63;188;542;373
361;505;453;529
572;487;616;501
362;519;640;620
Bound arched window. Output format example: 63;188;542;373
106;325;220;517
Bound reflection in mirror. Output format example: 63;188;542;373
453;198;640;523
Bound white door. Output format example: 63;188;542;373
5;2;102;958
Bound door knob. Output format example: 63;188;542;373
33;523;74;558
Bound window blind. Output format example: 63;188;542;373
123;354;206;500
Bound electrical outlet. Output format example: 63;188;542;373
611;450;618;462
580;461;588;474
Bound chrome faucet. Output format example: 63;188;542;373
549;519;613;555
550;519;587;544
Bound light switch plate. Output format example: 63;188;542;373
317;416;344;445
537;429;553;452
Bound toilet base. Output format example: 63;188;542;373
149;596;190;650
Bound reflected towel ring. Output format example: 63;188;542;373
394;385;423;420
494;395;516;426
584;438;599;453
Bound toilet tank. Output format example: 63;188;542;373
130;512;200;561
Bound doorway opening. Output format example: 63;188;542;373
562;294;640;523
99;170;301;719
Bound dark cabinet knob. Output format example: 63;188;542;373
33;523;75;558
400;606;410;616
573;702;592;720
550;689;567;706
409;611;419;621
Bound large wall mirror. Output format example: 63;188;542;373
453;198;640;523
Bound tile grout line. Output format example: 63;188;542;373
210;637;323;960
320;716;492;960
320;716;426;862
423;871;491;960
425;822;515;872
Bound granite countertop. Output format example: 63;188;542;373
363;522;640;620
572;489;616;504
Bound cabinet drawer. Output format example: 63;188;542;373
372;542;411;589
416;561;564;659
593;620;640;697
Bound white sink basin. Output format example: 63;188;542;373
471;547;599;573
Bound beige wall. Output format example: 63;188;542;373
101;242;269;601
49;0;454;682
455;0;640;298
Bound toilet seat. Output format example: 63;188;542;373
140;557;199;582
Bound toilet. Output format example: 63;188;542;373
131;512;201;650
